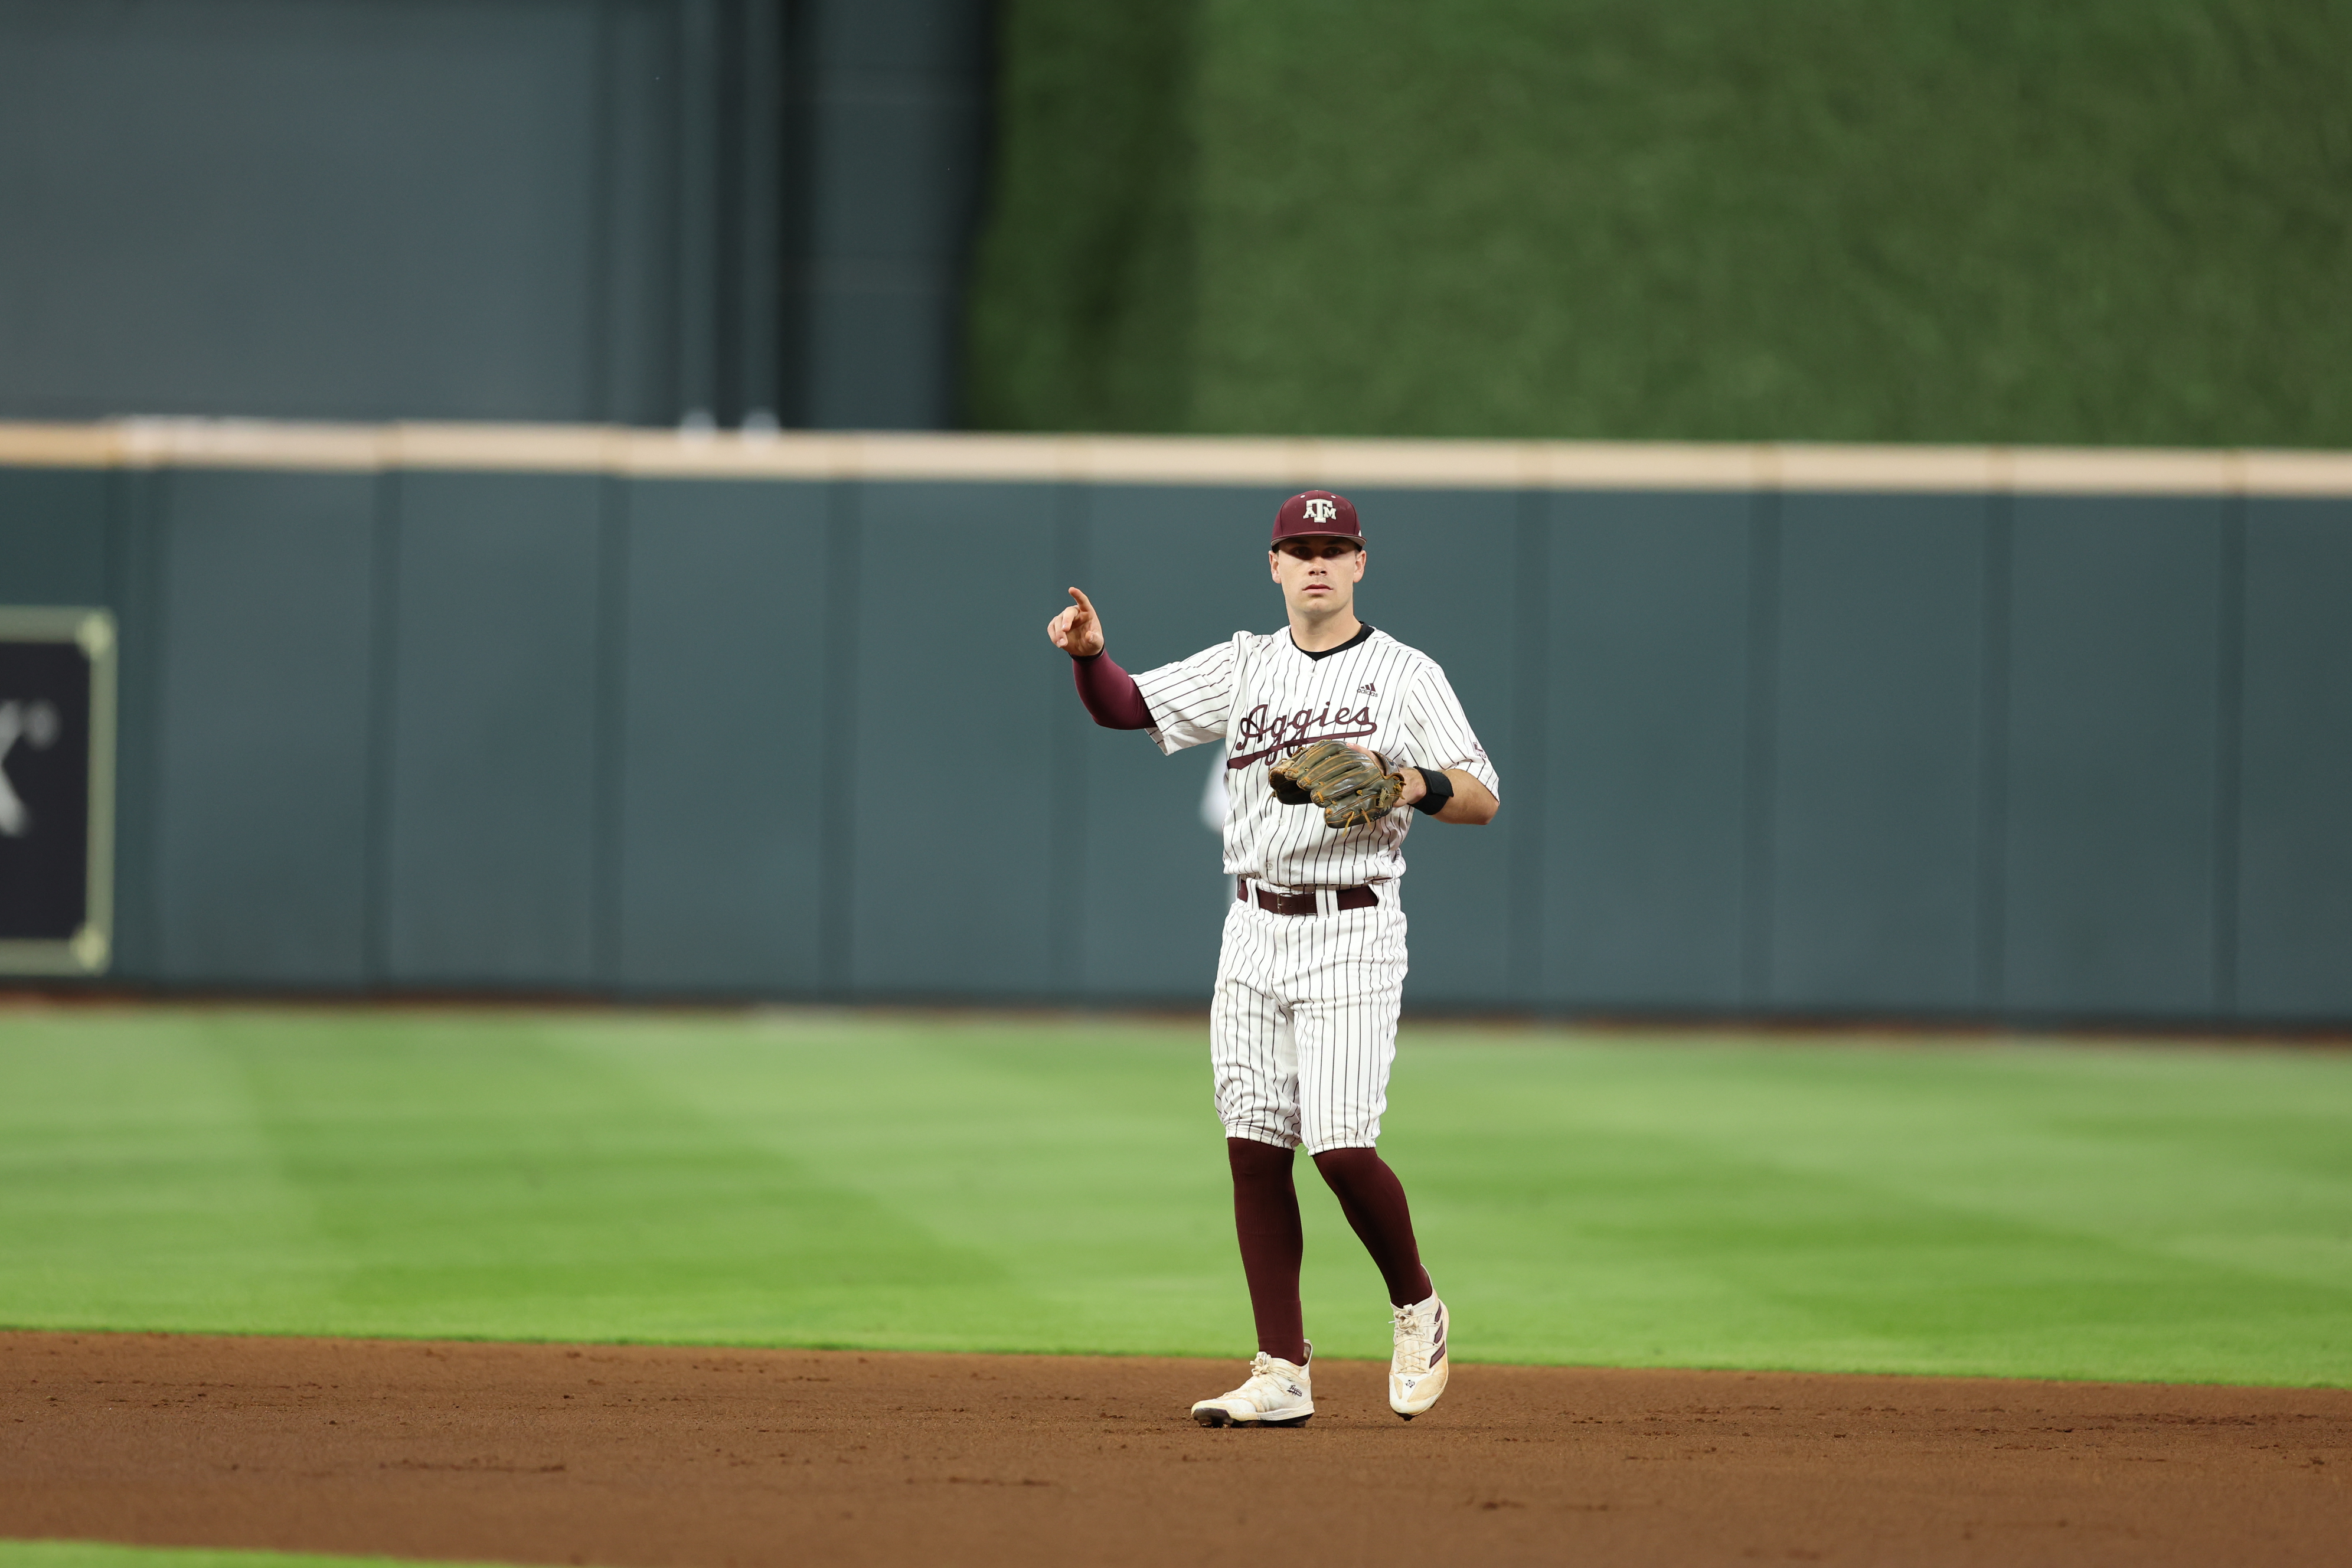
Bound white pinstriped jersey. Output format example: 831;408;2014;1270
1133;627;1500;889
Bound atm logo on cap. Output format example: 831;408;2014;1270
1302;498;1339;524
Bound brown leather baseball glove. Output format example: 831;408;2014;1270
1268;739;1404;829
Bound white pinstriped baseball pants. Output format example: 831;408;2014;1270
1211;880;1409;1154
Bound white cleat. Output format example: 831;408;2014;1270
1190;1345;1314;1427
1389;1293;1449;1419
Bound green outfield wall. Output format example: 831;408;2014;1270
968;0;2352;447
3;425;2350;1023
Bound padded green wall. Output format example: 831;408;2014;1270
148;471;378;984
615;479;832;992
2;463;2347;1024
968;0;2352;447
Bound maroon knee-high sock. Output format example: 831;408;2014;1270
1311;1146;1434;1308
1226;1138;1308;1364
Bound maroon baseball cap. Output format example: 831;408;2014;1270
1271;490;1364;547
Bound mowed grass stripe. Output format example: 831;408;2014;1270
0;1007;2346;1384
0;1543;511;1568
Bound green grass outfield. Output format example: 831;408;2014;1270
1;1005;2347;1386
0;1546;476;1568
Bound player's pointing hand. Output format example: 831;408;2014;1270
1047;586;1105;657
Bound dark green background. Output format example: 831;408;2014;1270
966;0;2352;445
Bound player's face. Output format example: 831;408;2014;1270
1269;537;1366;615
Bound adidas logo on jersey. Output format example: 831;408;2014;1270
1358;682;1378;696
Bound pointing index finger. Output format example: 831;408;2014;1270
1068;586;1097;618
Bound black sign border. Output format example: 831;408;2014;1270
0;606;117;976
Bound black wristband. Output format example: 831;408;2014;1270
1409;765;1455;815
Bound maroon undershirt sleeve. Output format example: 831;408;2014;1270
1070;651;1154;730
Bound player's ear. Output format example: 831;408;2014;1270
1269;548;1282;582
1351;547;1367;580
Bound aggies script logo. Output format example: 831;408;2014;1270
1228;698;1379;769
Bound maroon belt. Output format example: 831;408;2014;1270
1237;878;1377;916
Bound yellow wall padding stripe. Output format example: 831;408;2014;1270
2;419;2349;496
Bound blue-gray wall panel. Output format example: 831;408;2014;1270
2236;499;2352;1018
1543;492;1752;1010
0;468;110;603
1072;485;1280;1001
802;285;964;431
850;481;1057;995
382;472;604;985
812;96;982;259
0;0;986;433
0;1;627;423
150;471;376;984
790;0;989;429
2002;496;2224;1015
106;472;168;981
19;459;2347;1023
615;479;830;992
1352;489;1521;1007
599;0;686;425
1770;494;1988;1011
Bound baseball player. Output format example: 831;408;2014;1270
1046;490;1500;1427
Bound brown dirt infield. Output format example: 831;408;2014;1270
3;1332;2346;1567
